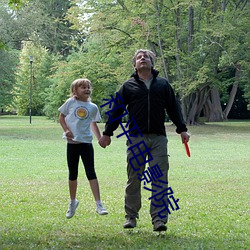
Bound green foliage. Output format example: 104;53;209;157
43;55;80;120
0;0;18;49
3;0;79;55
66;0;250;121
2;0;250;120
14;40;54;115
43;42;120;120
67;0;153;65
0;49;19;111
241;61;250;110
8;0;28;10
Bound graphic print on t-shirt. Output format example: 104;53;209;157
75;106;89;119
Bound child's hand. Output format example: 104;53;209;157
65;130;74;139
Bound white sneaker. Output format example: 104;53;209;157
66;199;79;219
96;203;108;215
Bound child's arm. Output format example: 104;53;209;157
90;122;101;140
59;113;73;139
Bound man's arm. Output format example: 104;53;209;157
164;83;188;134
99;87;127;148
102;88;127;137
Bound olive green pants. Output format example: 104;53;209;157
125;134;169;223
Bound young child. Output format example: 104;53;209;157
58;78;108;218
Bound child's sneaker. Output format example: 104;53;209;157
96;203;108;215
66;199;79;219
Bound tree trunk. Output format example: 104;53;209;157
205;86;224;122
154;0;169;81
195;85;210;120
175;1;182;82
186;92;199;125
188;4;194;53
185;85;210;125
223;66;240;119
202;0;227;123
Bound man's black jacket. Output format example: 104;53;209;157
103;69;187;137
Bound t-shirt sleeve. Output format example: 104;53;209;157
92;105;101;122
58;98;71;115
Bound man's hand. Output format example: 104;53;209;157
99;135;111;148
180;132;190;143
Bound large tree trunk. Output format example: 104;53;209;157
223;66;240;119
185;85;210;125
204;86;224;121
186;92;199;125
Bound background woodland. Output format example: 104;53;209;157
1;0;250;123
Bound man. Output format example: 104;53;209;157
99;49;190;231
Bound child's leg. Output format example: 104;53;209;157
66;179;79;219
69;180;77;200
80;143;107;214
66;144;80;218
89;178;100;201
67;143;80;201
80;143;100;201
89;178;108;215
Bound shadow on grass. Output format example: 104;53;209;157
1;226;241;250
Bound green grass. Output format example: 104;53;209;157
0;116;249;250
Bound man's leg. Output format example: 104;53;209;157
124;137;146;227
147;135;169;226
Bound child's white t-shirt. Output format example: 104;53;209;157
58;98;101;143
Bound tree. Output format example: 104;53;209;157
2;0;79;56
5;0;249;121
1;0;81;115
69;0;250;123
14;40;54;115
8;0;28;9
43;39;120;120
0;0;20;112
43;0;250;121
0;50;19;112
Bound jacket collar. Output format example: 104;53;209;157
131;68;159;81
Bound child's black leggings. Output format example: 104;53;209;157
67;143;97;181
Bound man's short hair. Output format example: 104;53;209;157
132;49;156;67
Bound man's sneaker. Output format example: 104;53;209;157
124;217;137;228
66;199;79;219
153;220;167;231
96;203;108;215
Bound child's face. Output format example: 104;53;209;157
75;83;91;101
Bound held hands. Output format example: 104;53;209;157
99;135;111;148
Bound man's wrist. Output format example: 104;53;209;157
103;131;113;137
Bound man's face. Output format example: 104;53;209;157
134;52;152;71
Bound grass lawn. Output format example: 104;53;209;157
0;116;249;250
